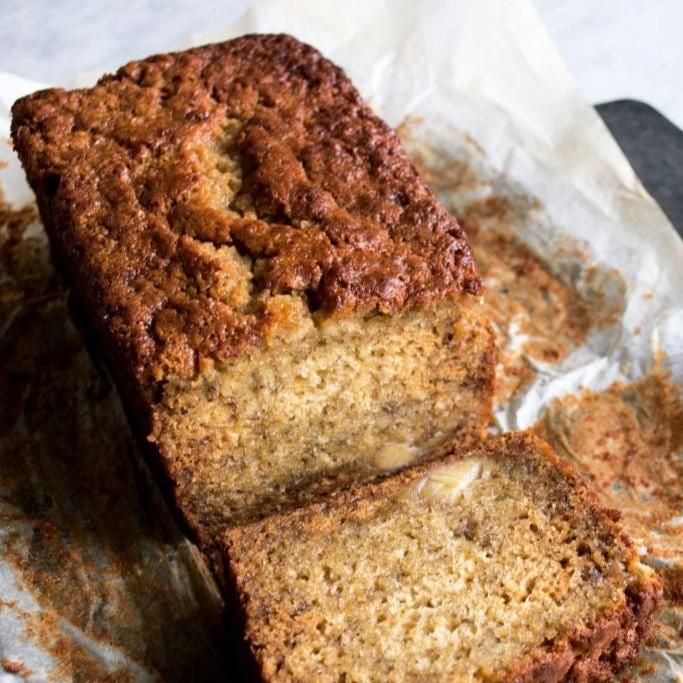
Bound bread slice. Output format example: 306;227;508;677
223;432;661;682
11;35;494;547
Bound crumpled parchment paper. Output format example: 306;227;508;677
0;0;681;680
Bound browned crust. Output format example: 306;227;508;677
11;33;481;383
223;432;662;683
499;586;660;682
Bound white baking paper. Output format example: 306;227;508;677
0;0;681;680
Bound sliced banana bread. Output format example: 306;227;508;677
223;432;661;682
11;34;494;547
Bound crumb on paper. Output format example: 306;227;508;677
0;188;38;243
1;659;32;677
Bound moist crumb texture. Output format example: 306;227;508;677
11;34;493;539
224;433;661;683
159;303;493;537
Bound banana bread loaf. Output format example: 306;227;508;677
223;432;661;682
11;34;494;548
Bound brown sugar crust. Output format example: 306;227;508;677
223;432;662;683
11;34;481;381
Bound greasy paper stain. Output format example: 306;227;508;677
534;368;683;665
2;659;32;677
0;187;229;681
398;118;625;406
461;199;592;404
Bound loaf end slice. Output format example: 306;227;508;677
223;432;661;683
11;34;494;545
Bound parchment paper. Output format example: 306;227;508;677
0;0;681;680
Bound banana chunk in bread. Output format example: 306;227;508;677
11;34;494;546
223;433;661;683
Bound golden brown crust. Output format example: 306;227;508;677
11;33;481;382
223;432;662;683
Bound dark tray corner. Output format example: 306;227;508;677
596;99;682;236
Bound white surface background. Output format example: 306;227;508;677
0;0;682;128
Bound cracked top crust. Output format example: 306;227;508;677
11;34;481;380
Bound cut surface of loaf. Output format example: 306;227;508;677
223;432;661;683
11;34;494;544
